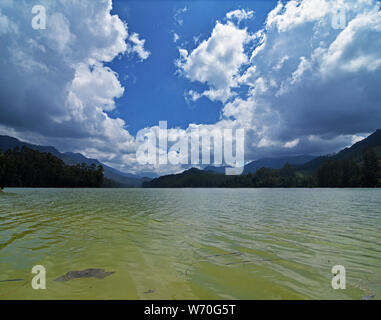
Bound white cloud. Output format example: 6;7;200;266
0;8;18;35
174;6;187;26
2;0;381;175
0;0;150;172
176;0;381;165
176;20;253;103
320;5;381;73
193;34;202;44
173;32;180;43
226;9;254;24
266;0;330;32
128;32;151;61
284;138;300;148
68;63;125;113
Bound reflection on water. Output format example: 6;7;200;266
0;188;380;299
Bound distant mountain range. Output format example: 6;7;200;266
0;135;152;187
144;129;381;188
204;154;315;174
205;130;381;174
300;129;381;171
2;129;380;188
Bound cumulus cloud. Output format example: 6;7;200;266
176;20;253;103
243;0;381;143
176;0;381;163
2;0;381;175
0;0;150;172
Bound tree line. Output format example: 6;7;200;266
0;146;104;188
144;149;380;188
1;146;379;189
317;149;380;187
144;164;315;188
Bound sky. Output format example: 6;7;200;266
1;0;381;175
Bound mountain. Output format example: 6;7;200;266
204;155;315;175
144;130;381;188
0;146;104;188
62;152;157;178
301;129;381;171
204;130;381;175
3;130;380;188
143;168;232;188
0;135;145;187
0;135;62;157
203;165;229;174
242;155;315;174
333;129;381;160
143;164;316;188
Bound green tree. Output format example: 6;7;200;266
317;160;340;187
362;149;379;187
0;150;5;189
0;147;104;188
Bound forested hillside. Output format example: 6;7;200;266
144;130;381;189
0;147;104;188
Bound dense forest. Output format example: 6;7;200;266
317;149;380;187
0;147;104;188
144;149;380;188
144;164;314;188
1;132;380;189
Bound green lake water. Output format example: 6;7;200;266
0;188;380;300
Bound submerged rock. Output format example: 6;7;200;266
54;268;115;282
144;289;155;294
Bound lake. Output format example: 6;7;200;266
0;188;380;299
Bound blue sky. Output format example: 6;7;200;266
0;0;381;174
108;0;277;135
